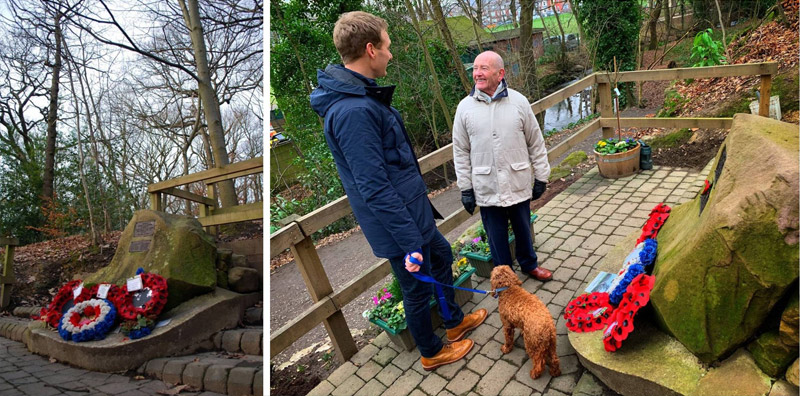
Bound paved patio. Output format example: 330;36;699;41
307;162;712;396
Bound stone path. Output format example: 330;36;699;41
0;336;226;396
309;163;711;396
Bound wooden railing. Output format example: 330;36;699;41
0;237;18;309
269;62;778;363
148;157;264;230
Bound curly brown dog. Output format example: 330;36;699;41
491;265;561;379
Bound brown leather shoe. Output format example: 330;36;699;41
446;308;488;342
420;339;474;371
528;267;553;282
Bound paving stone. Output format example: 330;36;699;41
469;322;498;345
376;364;402;387
372;347;399;366
550;372;580;394
354;378;386;396
331;375;365;396
351;344;380;367
240;331;261;356
373;332;391;348
483;312;503;328
95;382;135;394
552;267;576;283
559;354;580;375
355;360;382;381
500;380;534;396
501;344;529;367
434;356;467;380
556;335;576;356
515;359;553;391
144;358;170;379
221;330;243;353
565;279;582;291
481;340;505;360
253;369;262;396
392;350;419;370
551;250;570;260
203;365;232;394
548;304;564;320
475;359;517;395
181;362;211;389
541;280;564;294
419;372;447;395
383;369;422;396
445;368;480;395
226;366;257;396
573;266;590;282
551;289;575;307
581;234;607;251
162;360;189;385
466;353;494;376
560;257;584;270
328;361;358;386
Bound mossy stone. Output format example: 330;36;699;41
651;114;799;363
85;210;217;311
747;330;797;377
780;293;799;347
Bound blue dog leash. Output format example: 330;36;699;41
405;253;508;321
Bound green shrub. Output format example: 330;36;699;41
690;28;727;67
658;90;689;117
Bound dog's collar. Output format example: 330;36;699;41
491;286;510;298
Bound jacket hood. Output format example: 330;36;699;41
310;64;396;117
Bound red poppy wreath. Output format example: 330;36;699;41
113;268;168;321
38;280;83;328
564;292;614;333
603;273;655;352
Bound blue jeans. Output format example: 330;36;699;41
388;230;465;358
479;200;538;272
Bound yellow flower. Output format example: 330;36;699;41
598;141;607;147
458;257;467;266
395;302;404;313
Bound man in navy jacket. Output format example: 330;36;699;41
310;11;486;370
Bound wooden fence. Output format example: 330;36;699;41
269;62;778;363
0;237;18;310
148;156;264;230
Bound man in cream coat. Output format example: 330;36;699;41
453;50;554;281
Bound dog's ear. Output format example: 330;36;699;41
515;276;523;286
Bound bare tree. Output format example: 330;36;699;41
431;0;472;92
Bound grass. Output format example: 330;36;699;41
647;128;693;149
486;13;578;36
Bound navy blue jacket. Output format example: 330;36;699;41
310;65;440;258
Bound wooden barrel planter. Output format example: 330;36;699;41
595;143;641;178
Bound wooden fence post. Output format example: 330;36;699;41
759;74;772;118
597;81;615;139
0;237;19;309
205;184;217;236
150;192;163;211
290;233;358;363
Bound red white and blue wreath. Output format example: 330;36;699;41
57;298;117;342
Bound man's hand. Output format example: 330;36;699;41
404;249;423;272
461;189;476;215
532;180;547;200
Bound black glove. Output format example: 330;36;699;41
532;180;547;201
461;189;476;215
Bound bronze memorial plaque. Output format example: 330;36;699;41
134;221;156;237
129;240;151;252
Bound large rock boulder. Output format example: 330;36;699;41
650;114;799;363
86;210;217;310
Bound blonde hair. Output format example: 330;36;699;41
333;11;388;64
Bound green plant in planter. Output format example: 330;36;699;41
452;257;474;279
594;137;638;155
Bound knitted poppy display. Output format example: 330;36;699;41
608;238;658;305
37;280;83;328
602;273;655;352
73;283;124;304
114;268;168;321
636;203;671;244
564;292;614;333
57;298;117;342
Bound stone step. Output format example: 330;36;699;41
0;316;33;344
12;306;41;319
213;327;262;356
243;305;262;326
138;351;263;396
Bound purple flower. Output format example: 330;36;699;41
472;237;481;243
372;296;379;305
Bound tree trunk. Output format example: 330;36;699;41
534;5;553;43
550;3;569;68
403;0;454;132
566;0;586;51
510;0;518;28
649;0;663;50
456;0;485;51
431;0;471;92
519;0;541;101
42;11;62;204
713;0;731;61
65;59;99;246
178;0;238;208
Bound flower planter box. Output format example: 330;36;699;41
460;215;537;278
595;143;641;178
369;267;477;351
